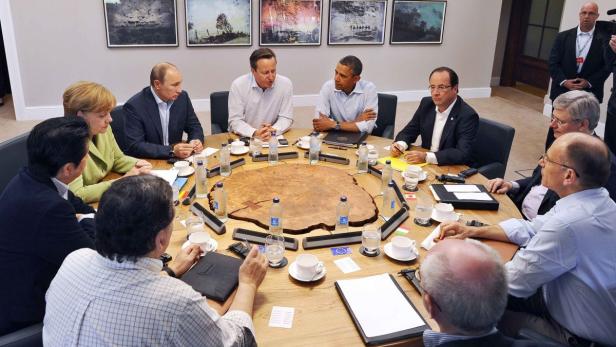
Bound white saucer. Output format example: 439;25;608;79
402;170;427;182
181;239;218;255
177;167;195;177
288;261;326;282
384;242;418;262
296;142;310;150
431;210;460;223
230;146;249;155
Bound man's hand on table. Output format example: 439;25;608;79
173;143;194;159
254;124;273;141
356;108;376;122
312;114;335;132
238;246;268;290
487;178;513;194
390;142;404;157
438;221;475;241
189;139;204;154
168;244;201;277
404;151;427;164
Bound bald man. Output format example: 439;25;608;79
545;2;610;148
439;133;616;346
420;239;539;347
124;62;204;159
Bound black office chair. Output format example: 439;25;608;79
471;118;515;180
110;105;129;153
0;323;43;347
210;91;229;135
372;93;397;139
0;132;30;194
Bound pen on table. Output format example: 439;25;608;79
327;146;347;151
181;185;196;205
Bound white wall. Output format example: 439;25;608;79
1;0;503;121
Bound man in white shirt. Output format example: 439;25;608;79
391;67;479;166
313;55;378;133
44;175;268;346
228;48;293;141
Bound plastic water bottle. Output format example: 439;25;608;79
213;182;227;222
381;160;393;194
335;195;350;233
357;142;368;173
269;197;283;235
220;143;231;177
268;131;278;165
382;181;397;218
309;131;320;165
195;159;208;199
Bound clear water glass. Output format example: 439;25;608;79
265;234;285;266
361;228;380;255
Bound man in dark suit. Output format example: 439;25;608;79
391;67;479;166
604;33;616;154
420;239;544;347
487;90;616;219
545;2;610;148
124;62;205;159
0;117;95;335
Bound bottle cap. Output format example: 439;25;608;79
196;160;203;166
386;160;391;164
388;180;395;187
273;197;280;203
361;142;367;146
221;143;227;147
216;182;223;188
340;195;347;202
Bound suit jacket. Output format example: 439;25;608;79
0;168;95;335
511;152;616;218
69;128;137;203
394;96;479;165
548;27;610;102
124;87;204;159
438;331;551;347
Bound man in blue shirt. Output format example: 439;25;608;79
313;55;378;133
440;132;616;346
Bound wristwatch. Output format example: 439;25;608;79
334;121;341;131
162;266;176;278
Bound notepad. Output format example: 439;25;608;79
151;169;178;186
377;157;427;172
454;192;493;201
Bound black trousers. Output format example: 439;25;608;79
604;90;616;155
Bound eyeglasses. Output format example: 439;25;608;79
540;153;580;177
417;269;443;312
428;85;452;92
550;114;581;127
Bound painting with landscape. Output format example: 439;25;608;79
390;0;446;44
104;0;178;47
260;0;322;46
186;0;251;46
328;0;386;45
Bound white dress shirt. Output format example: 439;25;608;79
44;248;255;347
315;79;378;133
150;86;174;146
576;26;594;73
228;73;293;137
509;180;549;220
499;188;616;345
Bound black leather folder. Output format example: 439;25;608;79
180;251;242;302
429;184;500;210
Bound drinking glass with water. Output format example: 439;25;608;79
265;234;285;267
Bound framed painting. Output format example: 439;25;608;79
259;0;322;46
390;0;446;44
103;0;178;47
328;0;387;45
185;0;252;46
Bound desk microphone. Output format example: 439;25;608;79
436;174;466;183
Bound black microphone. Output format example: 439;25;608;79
607;8;616;15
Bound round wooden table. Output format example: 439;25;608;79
157;129;521;347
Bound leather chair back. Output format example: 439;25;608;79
372;93;397;139
210;91;229;134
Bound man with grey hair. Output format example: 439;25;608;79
440;133;616;346
420;238;539;346
487;90;616;219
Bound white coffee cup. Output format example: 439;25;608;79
403;175;419;190
188;231;212;253
173;160;191;176
231;140;245;152
434;203;456;221
295;254;323;278
405;165;422;178
391;236;417;259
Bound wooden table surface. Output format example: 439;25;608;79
155;129;521;347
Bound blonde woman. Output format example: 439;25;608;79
64;81;151;203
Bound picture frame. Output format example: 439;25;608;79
390;0;446;44
259;0;322;46
103;0;179;47
328;0;387;45
185;0;252;46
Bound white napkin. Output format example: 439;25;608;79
421;226;441;251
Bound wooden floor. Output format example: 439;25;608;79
0;87;549;181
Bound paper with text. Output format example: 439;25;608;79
444;185;481;193
269;306;294;329
454;192;493;201
334;257;361;274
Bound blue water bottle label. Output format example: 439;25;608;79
213;201;219;210
339;216;349;225
390;200;395;209
271;217;280;227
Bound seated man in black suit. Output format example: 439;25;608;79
391;67;479;165
0;117;95;335
488;90;616;220
420;239;542;346
124;62;205;159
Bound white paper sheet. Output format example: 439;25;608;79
334;257;361;274
151;170;178;186
444;184;481;193
454;192;493;201
269;306;295;329
421;226;441;251
336;274;425;338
